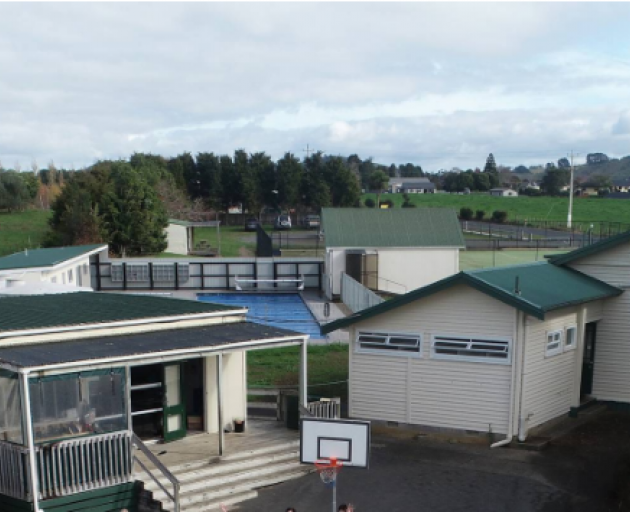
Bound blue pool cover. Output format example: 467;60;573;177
197;293;323;339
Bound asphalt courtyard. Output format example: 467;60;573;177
239;410;630;512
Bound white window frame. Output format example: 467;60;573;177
431;334;512;365
545;329;564;357
564;325;577;351
356;331;422;357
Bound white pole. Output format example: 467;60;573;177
216;354;224;455
300;339;308;408
332;479;337;512
568;150;575;229
20;372;41;511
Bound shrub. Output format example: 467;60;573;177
402;201;416;208
475;210;485;221
492;210;508;223
459;207;474;220
364;198;376;208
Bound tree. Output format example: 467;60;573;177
0;172;31;212
250;152;276;212
234;149;259;215
100;163;168;256
541;168;570;196
475;210;485;221
491;210;508;223
484;153;497;174
276;152;303;211
368;170;390;207
459;207;473;220
456;172;474;191
358;158;375;189
473;172;491;191
196;152;222;208
167;157;186;191
219;155;238;213
364;197;376;208
327;157;361;207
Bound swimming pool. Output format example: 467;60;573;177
197;293;323;339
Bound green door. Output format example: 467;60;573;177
163;363;186;442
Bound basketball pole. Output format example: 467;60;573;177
332;478;337;512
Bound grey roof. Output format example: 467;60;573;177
0;323;305;370
389;177;431;184
399;182;436;190
321;208;465;248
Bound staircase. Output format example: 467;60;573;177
136;439;312;512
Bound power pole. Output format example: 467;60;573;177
303;144;322;159
568;150;575;228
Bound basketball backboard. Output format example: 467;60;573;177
300;418;371;469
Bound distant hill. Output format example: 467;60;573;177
575;155;630;179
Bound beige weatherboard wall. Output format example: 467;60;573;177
166;222;190;255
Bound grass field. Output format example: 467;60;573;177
363;192;630;225
0;210;52;257
460;249;569;270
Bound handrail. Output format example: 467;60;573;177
132;433;180;512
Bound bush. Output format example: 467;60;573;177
459;207;474;220
475;210;485;221
402;201;416;208
379;199;394;209
492;210;508;223
364;198;376;208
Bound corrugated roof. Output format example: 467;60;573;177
548;230;630;266
0;244;107;271
0;292;241;333
322;262;622;332
321;208;465;248
0;322;304;369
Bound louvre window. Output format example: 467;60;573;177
546;330;563;357
152;264;190;283
432;335;511;364
357;332;421;355
110;264;149;282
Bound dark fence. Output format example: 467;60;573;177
272;232;323;256
256;224;274;257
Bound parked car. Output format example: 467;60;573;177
274;214;292;230
244;217;260;232
301;215;321;230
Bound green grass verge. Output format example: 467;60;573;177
363;193;630;225
0;210;52;257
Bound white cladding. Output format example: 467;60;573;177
568;241;630;403
348;284;514;434
326;247;459;296
165;223;189;255
522;308;579;430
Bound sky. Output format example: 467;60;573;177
1;2;630;172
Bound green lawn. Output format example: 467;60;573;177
0;210;52;257
364;193;630;226
460;249;569;271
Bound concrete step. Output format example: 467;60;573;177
161;490;258;512
151;459;306;503
161;466;310;511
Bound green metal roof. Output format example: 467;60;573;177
321;208;465;248
548;230;630;266
0;244;107;271
322;262;622;333
0;292;242;333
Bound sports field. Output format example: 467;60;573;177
460;249;569;271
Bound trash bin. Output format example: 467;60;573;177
285;394;300;430
234;419;245;433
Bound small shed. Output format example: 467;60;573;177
321;208;464;297
489;188;518;197
166;219;221;256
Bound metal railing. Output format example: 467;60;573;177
307;398;341;419
340;272;385;313
0;440;29;500
37;431;133;499
132;433;180;512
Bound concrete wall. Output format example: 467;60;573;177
568;241;630;403
166;224;189;255
348;284;515;434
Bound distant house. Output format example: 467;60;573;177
576;184;600;196
166;219;221;256
321;208;464;297
323;230;630;442
388;177;435;194
489;188;519;197
0;244;107;291
612;178;630;193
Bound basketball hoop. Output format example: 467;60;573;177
315;457;342;488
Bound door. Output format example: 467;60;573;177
163;363;186;442
581;322;597;397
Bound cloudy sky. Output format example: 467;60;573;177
2;2;630;172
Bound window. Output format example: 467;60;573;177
432;335;511;364
0;371;23;444
565;326;577;351
357;331;421;355
29;369;127;443
83;263;89;275
51;276;57;284
152;263;190;283
68;269;73;283
110;264;149;282
546;330;564;357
